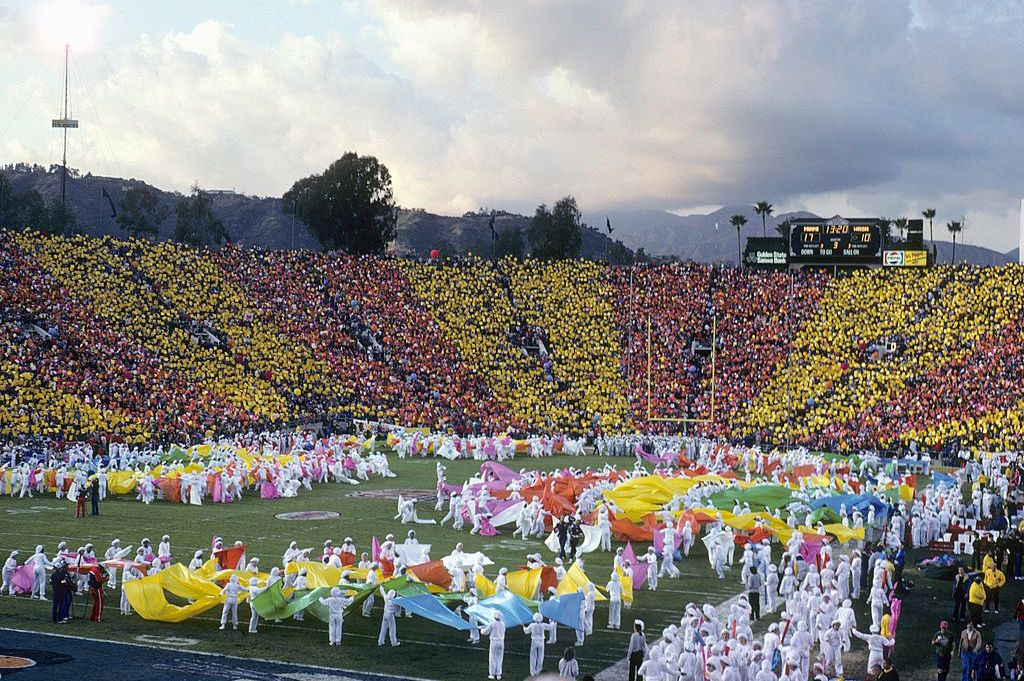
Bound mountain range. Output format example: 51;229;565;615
3;166;1018;265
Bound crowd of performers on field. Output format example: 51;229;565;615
0;432;403;506
2;432;1020;680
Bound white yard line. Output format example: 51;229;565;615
0;625;437;680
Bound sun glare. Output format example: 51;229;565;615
36;0;103;52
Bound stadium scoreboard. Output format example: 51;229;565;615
788;218;882;264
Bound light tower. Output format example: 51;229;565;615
51;43;78;208
1019;198;1023;264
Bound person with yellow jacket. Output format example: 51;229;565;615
984;565;1006;614
969;576;988;628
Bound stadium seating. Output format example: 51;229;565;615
506;259;627;433
3;229;1023;451
399;257;559;431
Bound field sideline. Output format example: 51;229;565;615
0;454;1001;680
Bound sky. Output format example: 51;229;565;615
1;0;1022;251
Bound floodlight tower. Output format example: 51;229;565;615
51;43;79;208
1018;198;1023;265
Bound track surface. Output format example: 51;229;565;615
0;628;427;681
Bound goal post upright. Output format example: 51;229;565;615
645;313;717;424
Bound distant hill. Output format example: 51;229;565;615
593;205;819;263
931;240;1015;266
3;167;320;250
2;167;626;259
593;205;1018;265
2;166;1016;265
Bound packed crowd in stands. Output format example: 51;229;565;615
3;230;1024;452
507;259;628;433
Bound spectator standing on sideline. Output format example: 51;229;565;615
626;620;647;681
893;545;906;583
877;657;901;681
932;620;953;681
969;576;987;628
558;647;579;679
953;568;970;623
90;477;100;516
74;485;87;519
88;566;108;622
1013;633;1024;681
984;565;1006;614
49;561;74;624
747;568;763;620
1013;594;1024;634
959;622;982;681
973;641;1003;681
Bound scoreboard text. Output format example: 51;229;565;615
788;221;882;262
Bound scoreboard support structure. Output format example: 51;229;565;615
645;314;717;424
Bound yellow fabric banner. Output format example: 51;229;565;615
505;568;542;600
475;574;497;599
614;566;634;606
556;562;607;602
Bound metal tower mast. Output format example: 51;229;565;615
52;43;78;208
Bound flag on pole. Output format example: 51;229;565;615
101;187;117;218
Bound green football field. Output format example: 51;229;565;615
0;454;1010;680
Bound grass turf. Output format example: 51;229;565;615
0;455;1012;680
0;455;738;679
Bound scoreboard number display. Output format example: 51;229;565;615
788;218;882;263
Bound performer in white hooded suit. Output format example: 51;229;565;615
481;611;507;680
30;545;51;600
219;575;248;630
523;612;554;676
319;586;355;645
377;587;400;646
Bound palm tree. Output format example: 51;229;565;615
922;208;936;246
878;217;892;247
775;218;792;243
753;201;773;237
946;220;963;264
730;214;748;266
893;217;909;241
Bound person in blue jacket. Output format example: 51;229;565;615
974;641;1004;681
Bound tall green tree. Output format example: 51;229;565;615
0;172;12;229
10;190;48;231
729;214;747;266
175;187;229;247
528;195;584;260
946;220;964;264
922;208;936;246
606;240;635;266
46;198;78;235
494;228;526;260
283;152;398;254
117;186;168;239
753;201;773;237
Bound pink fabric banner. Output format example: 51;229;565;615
623;541;649;588
480;461;519;482
11;564;34;594
798;537;823;565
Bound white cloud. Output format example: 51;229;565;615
1;0;1022;251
